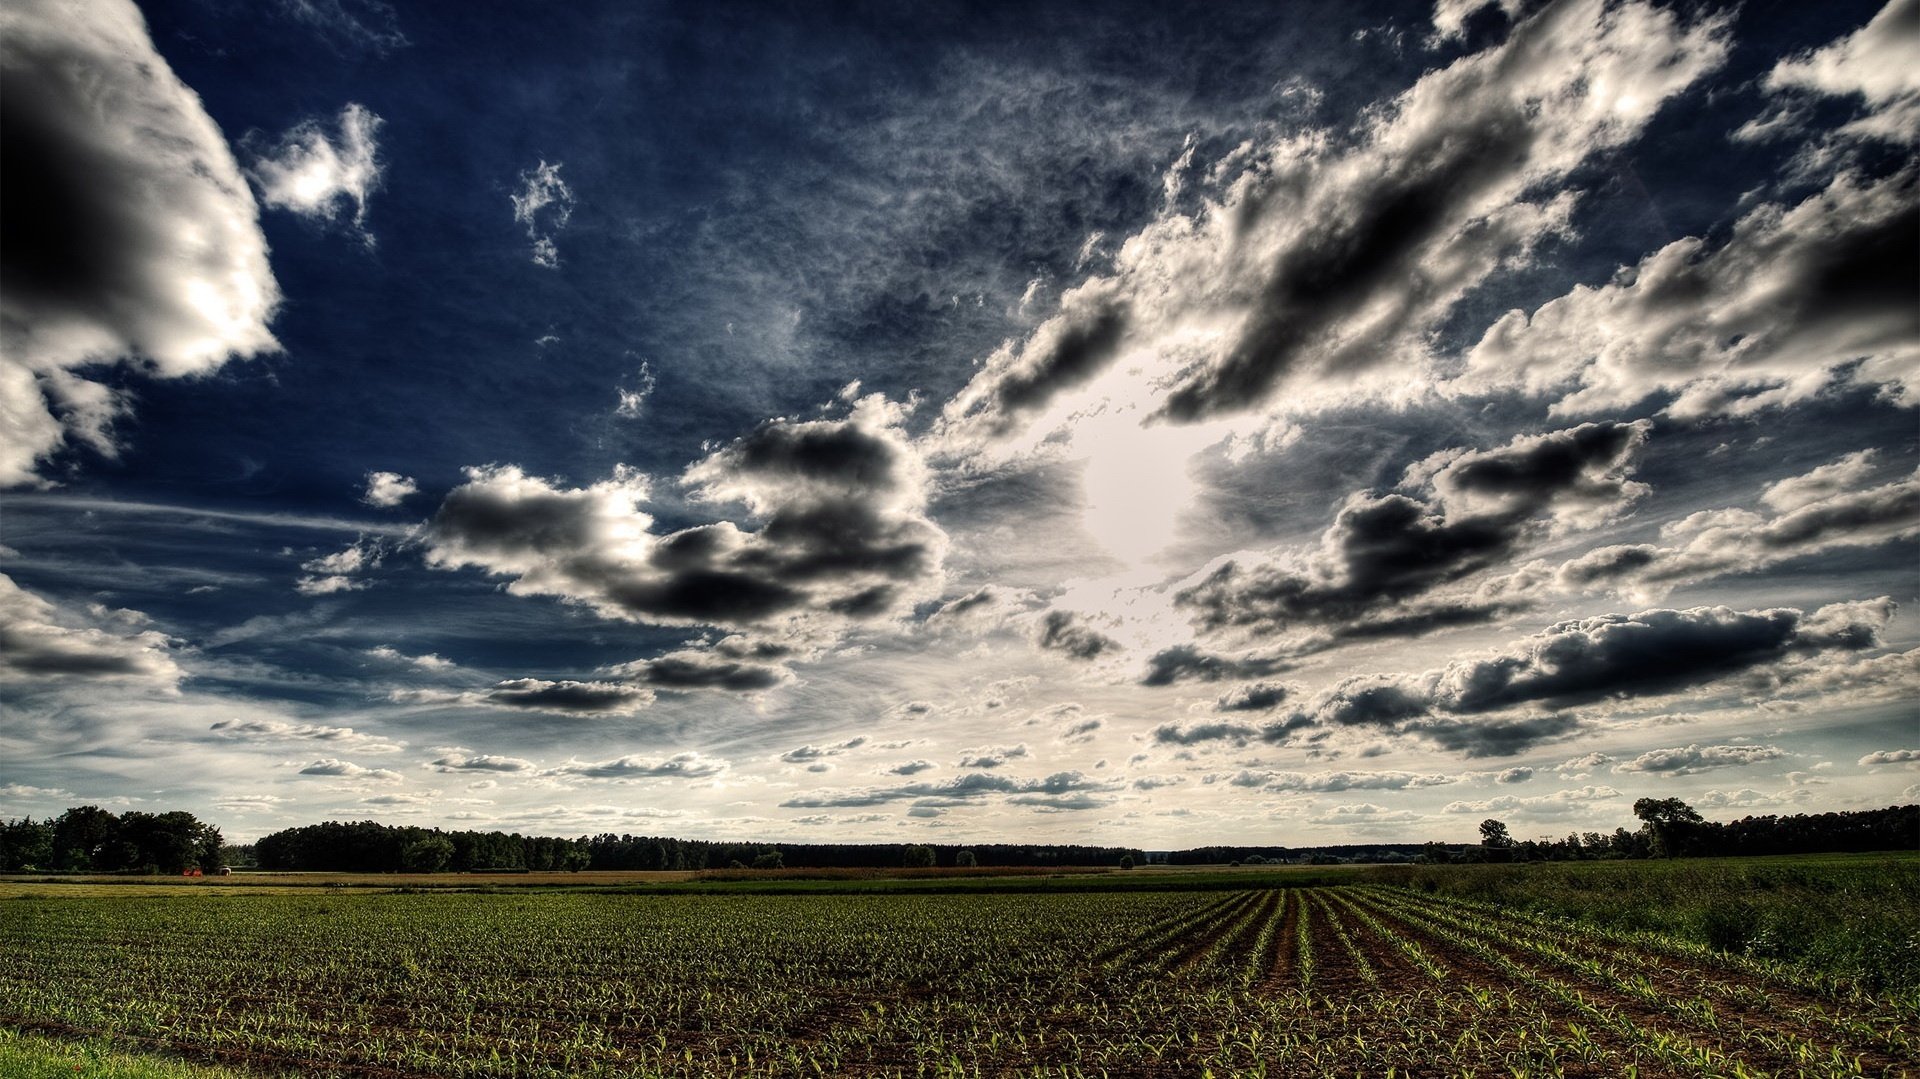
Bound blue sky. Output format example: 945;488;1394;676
2;0;1915;845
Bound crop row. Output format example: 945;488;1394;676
1;886;1909;1077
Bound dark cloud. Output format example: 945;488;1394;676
947;285;1131;434
781;769;1111;809
1271;600;1891;756
1556;455;1920;595
778;738;866;764
887;759;936;775
0;0;279;485
1140;644;1289;686
1035;610;1121;660
1461;166;1919;417
957;744;1030;769
483;678;653;715
426;412;946;633
1151;720;1257;746
297;759;400;781
1216;682;1291;712
1177;423;1649;640
619;650;792;692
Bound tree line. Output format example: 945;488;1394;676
0;806;223;873
1;800;1911;874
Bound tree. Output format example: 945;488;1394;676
52;806;120;871
1118;854;1135;870
902;845;935;868
953;849;977;867
750;849;784;869
402;835;456;872
0;818;54;870
1634;797;1707;858
1479;819;1513;848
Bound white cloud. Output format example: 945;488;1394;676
1613;743;1788;776
1860;749;1920;767
0;0;280;486
297;758;402;781
362;471;418;507
247;103;383;242
512;160;575;269
0;573;181;687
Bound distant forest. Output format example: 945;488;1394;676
0;801;1913;874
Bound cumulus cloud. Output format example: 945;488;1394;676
545;752;729;780
365;646;453;671
424;404;946;635
1177;422;1650;642
361;471;418;508
778;738;867;764
1140;644;1290;686
1459;166;1918;417
1266;600;1891;755
427;753;536;773
297;758;401;781
1215;682;1293;712
1556;452;1919;598
209;718;402;753
1442;785;1619;815
614;649;793;692
957;744;1031;769
937;0;1729;441
0;573;181;686
480;678;654;715
246;103;383;242
1238;770;1460;793
1556;752;1616;779
1752;0;1920;148
1035;609;1122;660
0;0;280;486
1152;720;1258;746
512;160;575;269
1860;749;1920;766
781;769;1114;809
1613;743;1787;775
887;759;936;775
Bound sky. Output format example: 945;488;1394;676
1;0;1915;848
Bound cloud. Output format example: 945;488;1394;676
1268;600;1891;756
937;0;1729;440
0;0;280;486
778;738;867;764
1216;682;1292;712
0;573;181;686
246;104;383;242
1151;720;1258;746
1035;609;1121;660
361;471;418;508
365;646;453;671
1753;0;1919;148
1556;452;1919;598
1237;770;1459;793
1140;645;1290;687
481;678;654;715
1176;422;1649;643
1441;785;1619;815
295;575;370;597
781;769;1113;809
1860;749;1920;766
424;404;946;634
1556;752;1616;779
1459;166;1918;418
276;0;409;55
512;160;575;269
545;752;729;780
958;744;1030;769
887;759;936;775
209;718;402;753
427;753;536;773
1613;743;1788;776
615;649;793;692
297;758;401;781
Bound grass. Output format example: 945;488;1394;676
0;1029;260;1078
1364;851;1920;993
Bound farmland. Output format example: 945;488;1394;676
2;856;1915;1077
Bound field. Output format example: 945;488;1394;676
2;856;1915;1077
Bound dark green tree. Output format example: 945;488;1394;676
902;845;935;868
1634;797;1707;858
